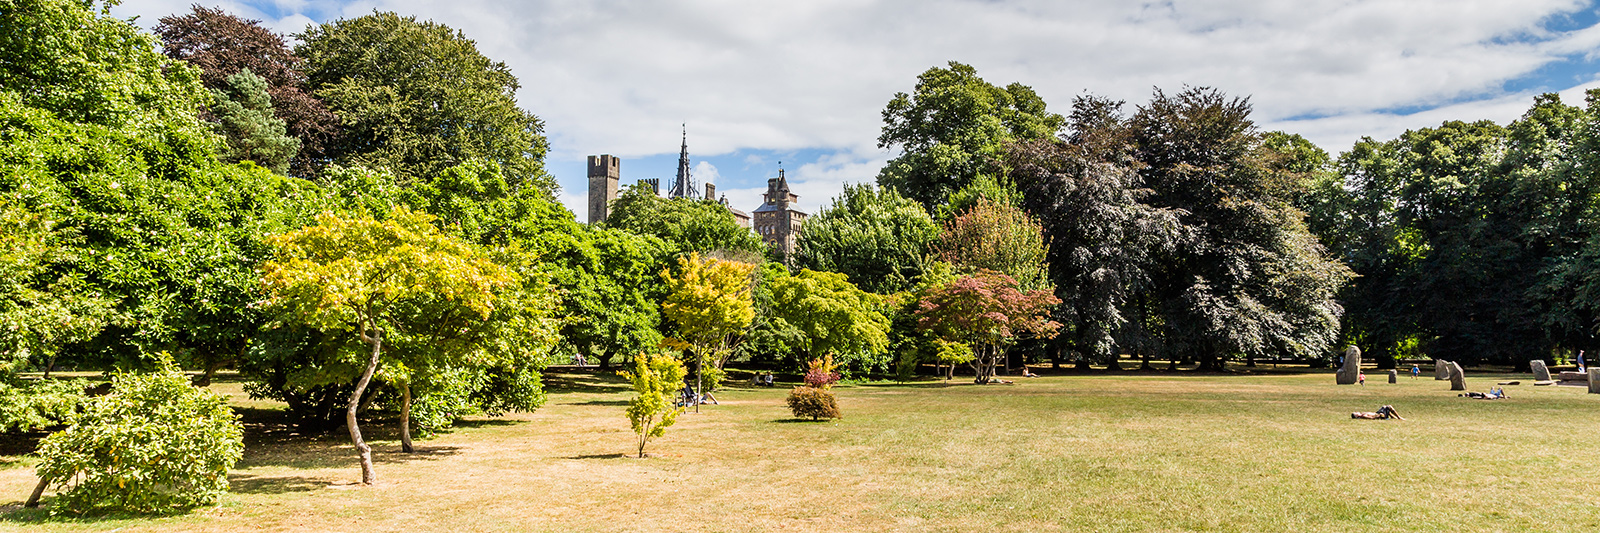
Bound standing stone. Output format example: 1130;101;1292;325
1531;360;1551;382
1449;361;1467;391
1435;359;1449;380
1388;369;1398;383
1589;368;1600;394
1336;346;1361;385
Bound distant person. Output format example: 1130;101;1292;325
1351;405;1404;420
1580;350;1587;372
1358;370;1366;386
1020;367;1039;378
763;373;774;386
1411;365;1420;379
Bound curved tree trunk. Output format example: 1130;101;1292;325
400;382;414;453
25;477;47;508
349;330;384;485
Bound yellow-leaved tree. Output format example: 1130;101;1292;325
259;207;514;484
660;253;756;412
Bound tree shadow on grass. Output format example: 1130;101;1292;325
570;399;630;406
229;473;326;494
770;418;834;423
856;381;969;389
0;500;196;524
563;453;626;460
544;372;631;395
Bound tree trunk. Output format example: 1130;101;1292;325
694;349;703;414
349;330;384;485
42;355;56;379
400;382;414;453
1139;351;1153;371
25;476;47;507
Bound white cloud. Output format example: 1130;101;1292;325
114;0;1600;193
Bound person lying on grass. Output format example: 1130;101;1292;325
1351;405;1404;420
1460;387;1507;400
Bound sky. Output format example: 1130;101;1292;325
115;0;1600;220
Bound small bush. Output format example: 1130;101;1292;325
33;361;244;514
786;386;841;420
803;355;841;389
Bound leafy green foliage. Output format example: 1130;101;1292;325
605;183;766;257
661;253;757;396
936;198;1053;292
794;183;938;294
785;386;840;421
261;207;517;483
296;12;553;193
0;0;320;373
156;5;339;178
209;69;299;174
0;378;87;432
34;361;243;514
877;61;1064;210
768;269;891;373
621;352;686;458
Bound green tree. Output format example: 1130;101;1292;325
621;352;686;458
156;5;339;178
768;269;892;373
794;183;939;294
210;69;300;174
0;0;322;375
260;207;515;484
877;61;1065;210
604;183;766;257
936;198;1053;292
29;360;243;514
660;253;756;411
296;12;553;193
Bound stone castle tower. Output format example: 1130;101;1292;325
753;169;806;261
587;154;620;224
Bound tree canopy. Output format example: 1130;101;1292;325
877;61;1064;211
793;183;938;294
296;12;553;193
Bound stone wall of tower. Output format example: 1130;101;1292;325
587;155;620;224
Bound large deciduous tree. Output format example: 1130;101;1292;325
794;183;939;294
156;5;338;178
1124;88;1352;369
260;207;514;484
296;12;553;193
1009;95;1182;369
877;61;1064;211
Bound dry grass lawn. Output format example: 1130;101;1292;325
1;369;1597;532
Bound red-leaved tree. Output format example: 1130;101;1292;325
916;270;1061;383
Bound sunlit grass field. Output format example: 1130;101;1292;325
1;368;1596;532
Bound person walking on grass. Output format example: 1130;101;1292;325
1411;364;1419;379
1358;370;1366;386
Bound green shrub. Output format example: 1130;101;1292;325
0;378;87;432
622;353;686;458
786;386;841;420
33;362;244;514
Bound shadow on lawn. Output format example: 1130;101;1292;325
229;473;326;494
564;453;626;460
570;399;629;406
544;372;631;395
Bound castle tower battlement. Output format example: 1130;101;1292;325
587;154;620;224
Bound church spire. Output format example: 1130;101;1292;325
673;124;696;199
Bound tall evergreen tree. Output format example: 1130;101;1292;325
210;69;299;174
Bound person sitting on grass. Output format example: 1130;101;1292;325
1351;405;1404;420
763;373;774;386
1020;367;1039;378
